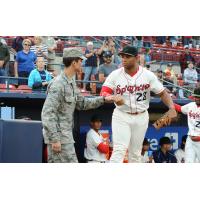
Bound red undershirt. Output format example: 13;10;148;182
174;102;200;113
97;143;109;154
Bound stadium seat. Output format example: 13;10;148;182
0;84;17;92
16;85;32;93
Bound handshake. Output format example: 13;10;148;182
104;95;125;106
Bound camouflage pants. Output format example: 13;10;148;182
47;143;78;163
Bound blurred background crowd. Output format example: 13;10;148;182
1;36;200;99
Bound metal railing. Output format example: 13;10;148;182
0;75;196;100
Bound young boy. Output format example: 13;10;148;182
84;115;109;163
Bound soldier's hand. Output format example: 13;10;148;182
104;95;115;103
52;142;61;153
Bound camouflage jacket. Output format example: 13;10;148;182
41;72;104;144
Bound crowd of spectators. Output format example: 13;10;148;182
1;36;200;98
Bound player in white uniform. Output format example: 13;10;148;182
84;115;109;163
174;87;200;162
100;45;176;163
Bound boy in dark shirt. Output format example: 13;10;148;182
153;137;177;163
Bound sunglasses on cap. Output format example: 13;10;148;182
24;43;31;46
120;54;135;58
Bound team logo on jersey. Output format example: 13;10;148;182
115;84;150;95
189;110;200;119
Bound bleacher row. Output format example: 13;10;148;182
152;44;200;63
1;36;200;98
0;84;32;93
3;36;200;63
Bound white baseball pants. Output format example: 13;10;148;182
110;108;149;163
185;136;200;163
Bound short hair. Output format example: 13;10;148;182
34;36;42;43
22;39;31;46
63;57;81;68
159;137;171;146
36;56;44;62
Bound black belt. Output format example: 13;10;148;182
126;110;145;115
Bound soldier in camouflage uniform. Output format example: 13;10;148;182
41;48;115;163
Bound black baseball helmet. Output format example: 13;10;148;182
192;87;200;98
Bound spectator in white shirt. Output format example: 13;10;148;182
30;36;48;67
184;62;198;87
42;36;57;71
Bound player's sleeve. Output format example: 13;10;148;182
88;131;102;147
174;103;182;113
149;72;165;94
88;131;109;154
102;72;115;90
181;103;190;115
100;72;115;96
97;143;109;154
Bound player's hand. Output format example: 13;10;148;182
113;95;125;106
52;142;61;153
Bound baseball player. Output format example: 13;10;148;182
174;87;200;163
100;45;176;163
84;115;109;163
